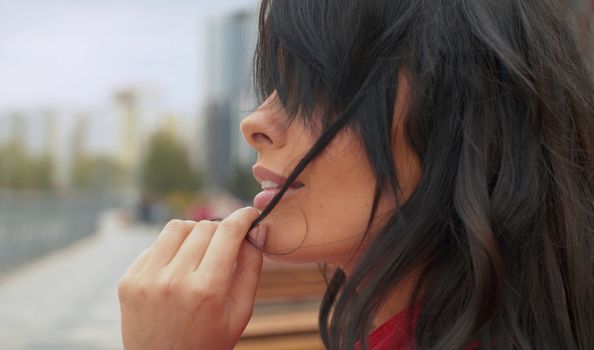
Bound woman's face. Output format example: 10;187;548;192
240;76;419;270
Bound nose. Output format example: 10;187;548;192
240;96;287;151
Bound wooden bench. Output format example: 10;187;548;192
235;260;329;350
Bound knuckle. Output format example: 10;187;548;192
246;257;264;273
236;207;259;220
216;219;237;233
163;219;187;232
118;275;148;301
223;208;259;230
136;280;151;296
190;285;218;303
155;275;182;299
195;220;218;232
183;220;197;230
117;277;132;298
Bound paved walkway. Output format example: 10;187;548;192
0;213;159;350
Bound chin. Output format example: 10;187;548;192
260;233;317;264
262;232;363;268
263;251;318;264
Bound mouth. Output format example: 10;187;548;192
253;182;304;211
252;165;305;210
260;180;305;190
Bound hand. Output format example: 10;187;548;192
117;207;267;350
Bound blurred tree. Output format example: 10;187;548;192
28;154;53;189
225;164;260;202
141;130;203;198
0;143;53;190
72;155;123;189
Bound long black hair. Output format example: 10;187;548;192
247;0;594;349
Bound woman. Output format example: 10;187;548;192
117;0;594;349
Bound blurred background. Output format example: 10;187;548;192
0;1;591;349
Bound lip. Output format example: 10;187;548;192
252;164;289;185
251;164;304;210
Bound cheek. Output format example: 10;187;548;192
310;188;376;251
258;201;309;256
261;133;381;264
262;183;376;263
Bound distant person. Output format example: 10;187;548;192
137;194;154;224
186;199;213;221
118;1;594;349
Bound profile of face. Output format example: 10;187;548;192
240;73;421;270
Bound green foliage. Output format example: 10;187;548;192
225;164;260;202
0;143;53;189
141;130;202;198
72;155;123;189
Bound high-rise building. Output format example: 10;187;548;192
189;113;208;171
115;88;159;189
203;7;259;188
71;113;89;162
42;110;66;189
115;89;140;185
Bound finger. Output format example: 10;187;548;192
228;232;266;329
169;221;218;271
195;207;260;289
125;246;152;275
144;219;195;271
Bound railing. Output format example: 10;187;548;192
0;191;123;276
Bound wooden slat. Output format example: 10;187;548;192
235;333;325;350
242;308;319;338
256;261;327;302
237;260;327;349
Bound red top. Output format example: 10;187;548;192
366;304;418;350
361;304;480;350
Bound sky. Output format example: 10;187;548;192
0;0;258;116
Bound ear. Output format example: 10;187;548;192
391;70;422;204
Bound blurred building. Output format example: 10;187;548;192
203;7;259;188
71;113;89;163
0;108;76;190
114;87;161;189
115;89;141;188
43;110;58;161
45;109;78;190
113;84;208;203
42;110;68;189
189;111;208;171
9;112;27;148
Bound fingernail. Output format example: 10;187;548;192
248;226;260;242
256;225;267;246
